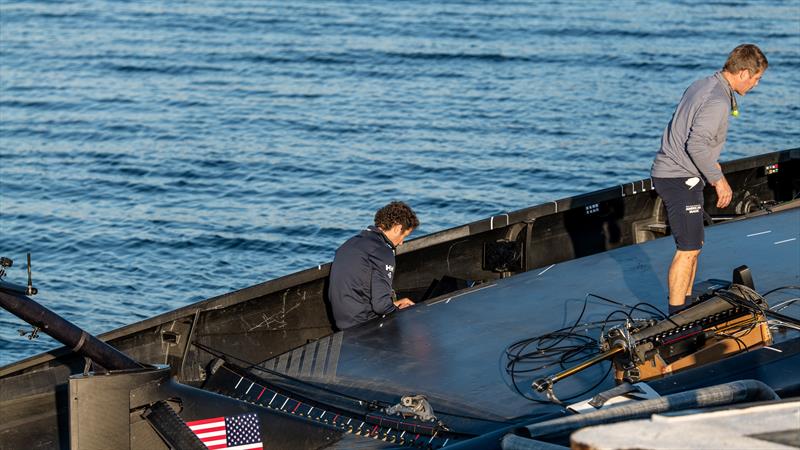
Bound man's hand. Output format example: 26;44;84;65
713;176;733;208
393;298;415;309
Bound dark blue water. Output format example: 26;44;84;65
1;1;799;364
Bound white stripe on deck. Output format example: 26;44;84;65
538;264;555;276
428;283;496;305
774;238;797;245
746;230;771;237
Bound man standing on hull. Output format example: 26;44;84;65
328;201;419;330
651;44;767;315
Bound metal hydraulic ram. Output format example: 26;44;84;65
531;346;624;399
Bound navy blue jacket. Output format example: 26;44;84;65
328;226;397;329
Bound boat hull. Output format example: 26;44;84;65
1;148;798;449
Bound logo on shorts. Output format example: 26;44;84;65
685;204;701;214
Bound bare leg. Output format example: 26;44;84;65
668;249;701;309
686;254;698;297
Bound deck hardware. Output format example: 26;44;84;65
17;325;40;340
385;395;437;422
161;330;180;345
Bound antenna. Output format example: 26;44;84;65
26;253;37;296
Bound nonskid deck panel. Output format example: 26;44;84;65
267;208;800;421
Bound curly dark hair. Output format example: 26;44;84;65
374;201;419;231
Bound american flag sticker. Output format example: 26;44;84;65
186;413;264;450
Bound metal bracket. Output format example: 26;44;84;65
385;395;438;422
17;326;40;340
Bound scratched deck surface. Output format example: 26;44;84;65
267;208;800;423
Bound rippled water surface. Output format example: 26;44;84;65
1;1;799;363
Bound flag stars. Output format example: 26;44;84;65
225;413;262;447
187;413;262;449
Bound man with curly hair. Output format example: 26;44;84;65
329;201;420;330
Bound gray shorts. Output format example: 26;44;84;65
653;177;705;251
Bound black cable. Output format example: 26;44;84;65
761;285;800;297
504;294;633;404
771;298;800;312
599;309;633;338
588;292;675;326
504;288;717;405
727;285;800;327
584;292;629;307
716;319;758;352
630;302;668;320
712;287;800;336
716;288;767;318
587;293;667;319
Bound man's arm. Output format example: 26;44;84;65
394;298;415;309
685;99;728;184
686;99;733;208
368;253;398;316
712;163;733;208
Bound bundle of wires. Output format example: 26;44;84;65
503;293;666;404
505;284;800;405
765;285;800;331
719;284;800;332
